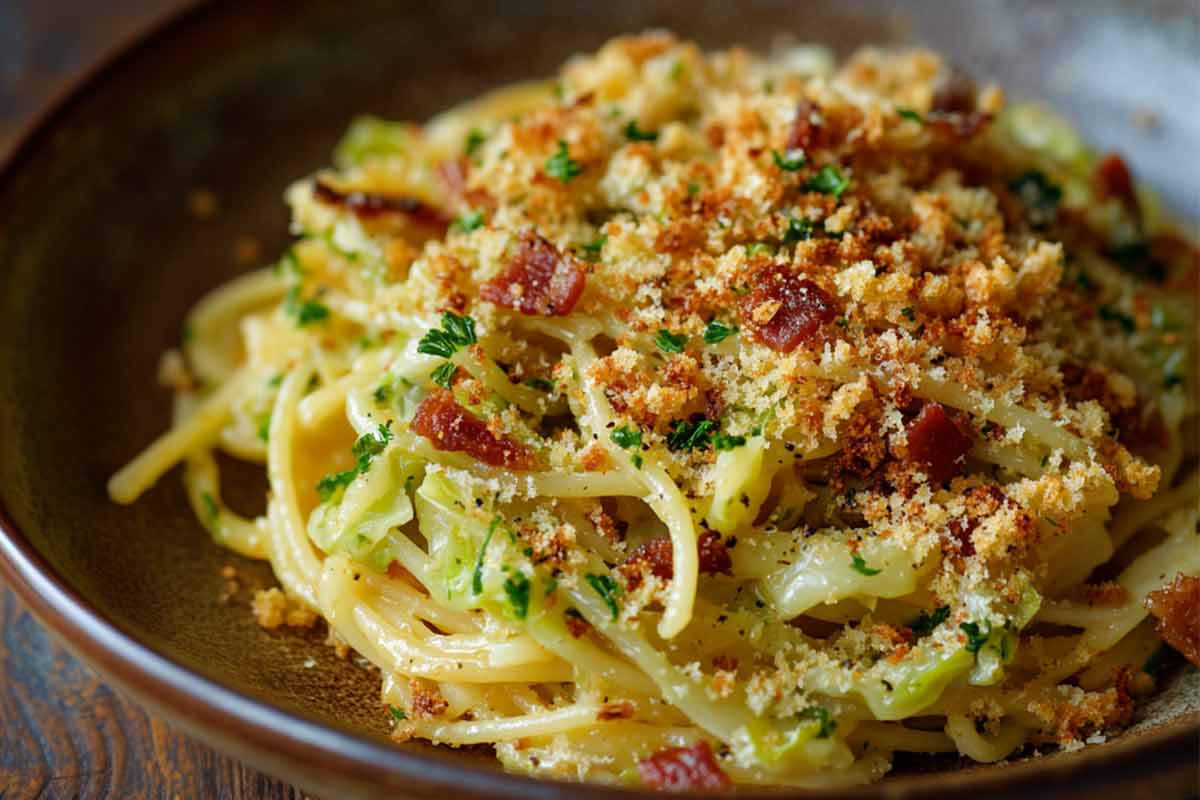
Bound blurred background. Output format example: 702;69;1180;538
0;1;182;152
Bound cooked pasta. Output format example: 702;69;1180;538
109;33;1198;790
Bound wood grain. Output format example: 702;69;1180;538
0;588;319;800
0;2;315;798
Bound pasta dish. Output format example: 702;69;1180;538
108;33;1198;790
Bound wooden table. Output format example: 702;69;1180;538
0;2;311;797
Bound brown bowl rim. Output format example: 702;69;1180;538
0;2;1196;797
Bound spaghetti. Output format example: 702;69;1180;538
110;33;1198;789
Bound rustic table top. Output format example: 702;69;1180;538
0;2;313;797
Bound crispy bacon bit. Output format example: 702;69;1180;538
410;389;534;470
786;99;823;151
1145;574;1200;668
598;701;635;721
1094;152;1140;219
619;532;731;589
638;742;731;792
564;610;591;638
409;679;449;719
906;402;972;484
698;531;733;575
712;655;738;672
311;178;449;231
737;268;837;352
481;230;587;316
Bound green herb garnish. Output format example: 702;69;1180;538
388;705;408;724
804;165;850;197
503;571;531;619
430;361;458;389
610;425;643;450
472;517;501;595
454;209;485;233
783;216;813;244
655;329;688;353
850;553;881;576
712;433;746;451
960;620;991;653
585;573;621;620
417;312;478;358
666;418;716;452
624;120;658;142
315;424;393;502
283;287;330;327
897;107;924;124
909;606;951;637
798;706;837;738
464;128;486;158
703;320;737;344
771;149;805;171
546;139;583;182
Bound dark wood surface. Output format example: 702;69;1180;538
0;2;312;798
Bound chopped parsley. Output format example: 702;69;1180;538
524;377;555;392
430;361;458;389
417;312;477;358
909;605;951;637
267;373;284;388
256;413;271;443
585;573;621;620
200;491;219;529
850;553;881;576
623;120;658;142
630;453;644;469
454;209;485;233
388;705;408;724
798;706;837;738
472;517;501;595
897;107;924;123
464;128;486;158
804;165;850;197
712;433;747;451
900;306;915;320
503;571;531;619
610;425;643;450
783;216;813;244
960;620;991;653
283;286;330;327
666;418;716;452
655;329;688;353
315;424;393;502
703;320;737;344
771;149;805;171
578;234;607;261
1009;170;1062;211
372;382;393;405
546;139;583;182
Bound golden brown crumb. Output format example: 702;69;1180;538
252;588;317;631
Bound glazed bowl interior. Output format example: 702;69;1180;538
0;1;1196;798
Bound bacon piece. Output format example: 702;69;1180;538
698;531;734;575
481;231;587;316
1094;152;1140;219
638;742;731;792
410;389;534;470
619;532;732;589
737;268;837;352
786;99;823;152
311;179;449;232
906;402;973;484
1146;574;1200;668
